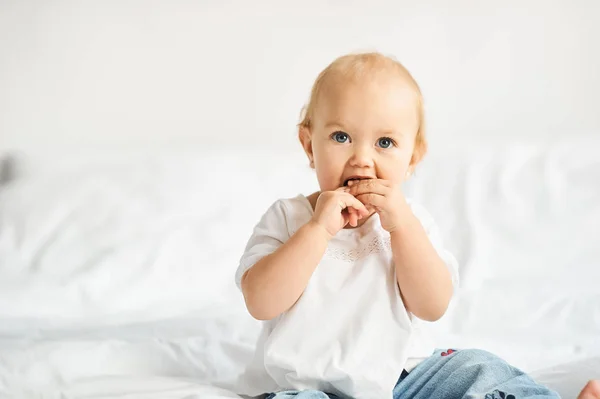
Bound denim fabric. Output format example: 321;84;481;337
266;349;560;399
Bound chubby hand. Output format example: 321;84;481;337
311;187;370;238
347;179;410;233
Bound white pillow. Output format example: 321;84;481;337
0;149;316;327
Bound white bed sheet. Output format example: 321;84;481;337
5;377;243;399
531;357;600;399
0;137;599;397
0;307;259;398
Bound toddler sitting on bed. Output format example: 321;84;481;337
234;52;600;399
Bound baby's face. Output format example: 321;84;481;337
303;74;420;193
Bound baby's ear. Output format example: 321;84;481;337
406;153;422;180
408;157;417;174
298;126;314;168
409;147;425;169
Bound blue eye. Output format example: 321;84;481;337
377;137;394;148
332;131;349;143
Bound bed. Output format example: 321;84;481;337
0;138;598;398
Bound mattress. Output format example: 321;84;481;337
0;137;598;397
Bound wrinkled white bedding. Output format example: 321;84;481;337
5;376;243;399
0;306;259;397
0;137;599;398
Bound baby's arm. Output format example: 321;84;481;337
389;203;453;322
241;189;368;321
241;220;329;321
348;179;454;322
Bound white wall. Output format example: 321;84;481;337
1;0;599;155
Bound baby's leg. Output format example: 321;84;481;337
393;348;560;399
578;380;600;399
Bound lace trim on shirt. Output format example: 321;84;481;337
323;235;391;262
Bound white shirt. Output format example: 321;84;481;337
235;195;458;399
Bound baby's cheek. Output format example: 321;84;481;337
316;169;340;191
383;157;411;181
379;168;405;185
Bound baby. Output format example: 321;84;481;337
234;53;600;399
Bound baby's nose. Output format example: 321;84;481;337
349;146;375;168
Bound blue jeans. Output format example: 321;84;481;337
265;349;560;399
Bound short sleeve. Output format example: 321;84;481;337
235;199;291;291
409;202;460;290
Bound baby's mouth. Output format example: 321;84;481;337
343;177;372;187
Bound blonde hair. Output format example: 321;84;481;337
298;52;428;166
